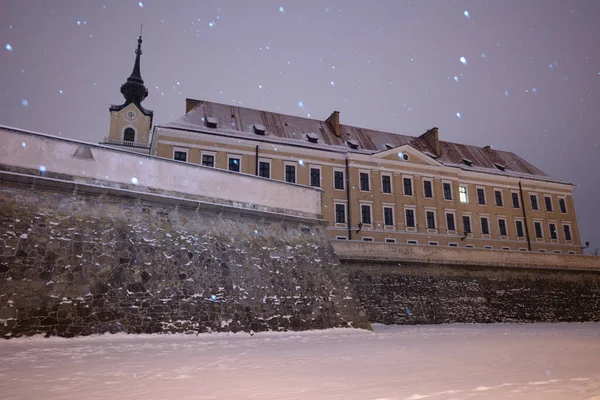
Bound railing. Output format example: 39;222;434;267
102;137;151;149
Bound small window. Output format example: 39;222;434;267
306;132;319;143
336;236;348;240
384;207;394;226
228;157;241;172
462;215;472;233
347;140;359;149
423;180;433;198
563;225;572;241
202;154;215;167
549;223;558;240
253;124;266;135
520;248;528;252
123;127;135;142
335;204;346;224
428;241;439;246
477;188;486;205
568;251;576;255
403;178;413;196
407;240;418;245
385;238;396;244
553;250;561;254
538;249;547;253
361;204;372;224
534;221;543;238
484;245;493;250
494;163;506;171
382;175;392;194
259;161;270;178
462;158;473;167
285;164;296;183
459;185;468;203
449;243;459;247
502;247;511;251
498;219;507;236
512;192;520;209
405;209;416;228
559;198;567;213
446;213;456;231
205;116;218;128
362;237;374;242
443;182;453;200
530;194;539;210
359;172;370;191
494;190;503;207
174;151;187;162
426;211;436;229
544;196;553;212
334;170;345;190
481;217;490;235
466;244;475;248
310;167;321;187
515;220;524;238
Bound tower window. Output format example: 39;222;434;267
174;151;187;162
123;127;135;142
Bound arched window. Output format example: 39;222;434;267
123;127;135;142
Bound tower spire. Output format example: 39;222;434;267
120;32;148;103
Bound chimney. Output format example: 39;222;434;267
326;111;342;138
420;127;441;157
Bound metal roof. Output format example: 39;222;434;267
160;99;563;183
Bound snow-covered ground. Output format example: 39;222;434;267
1;323;599;400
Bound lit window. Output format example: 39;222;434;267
459;186;468;203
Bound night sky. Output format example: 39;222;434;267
2;1;599;253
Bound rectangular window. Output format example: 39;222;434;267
362;237;374;242
544;196;553;212
515;220;524;237
423;180;433;198
449;243;459;247
484;246;493;250
202;154;215;167
428;241;439;246
258;161;270;178
426;211;436;229
563;225;572;241
549;223;557;240
310;167;321;187
335;204;346;224
405;209;416;228
459;185;468;203
530;194;539;210
494;190;503;207
534;221;543;238
285;164;296;183
481;217;490;235
228;157;240;172
512;192;520;209
174;151;187;162
381;175;392;193
498;219;507;236
443;182;452;200
336;236;348;240
359;172;370;191
407;240;418;245
559;198;567;213
446;213;456;231
477;188;486;205
462;215;472;233
403;178;413;196
361;205;372;224
385;238;396;244
334;170;345;190
384;207;394;226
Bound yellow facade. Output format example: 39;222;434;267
108;103;152;145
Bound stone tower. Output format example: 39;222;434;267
102;35;153;154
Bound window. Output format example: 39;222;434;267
258;161;270;178
480;217;490;235
362;237;374;242
407;240;418;245
534;221;543;238
553;250;561;254
443;182;453;200
484;246;493;250
403;177;413;196
466;244;475;248
334;204;346;224
334;170;345;190
568;251;576;255
563;224;572;241
515;220;524;237
544;196;553;212
202;154;215;167
428;241;439;246
361;204;372;224
174;151;187;162
538;249;547;253
228;156;241;172
336;236;348;240
446;213;456;231
285;164;296;183
520;248;528;252
426;211;436;229
385;238;396;244
498;219;507;236
459;185;468;203
530;194;539;210
359;172;370;191
549;223;558;240
477;188;486;205
384;207;394;226
310;167;321;187
502;247;511;251
381;175;392;194
494;190;503;207
559;198;567;213
449;243;459;247
123;127;135;142
423;180;433;198
512;192;520;209
405;209;416;228
462;215;472;233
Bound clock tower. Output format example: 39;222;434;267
102;34;153;154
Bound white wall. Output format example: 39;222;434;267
0;126;322;217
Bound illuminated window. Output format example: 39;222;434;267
459;185;468;203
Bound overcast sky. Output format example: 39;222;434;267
1;0;599;252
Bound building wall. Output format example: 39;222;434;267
153;127;582;254
108;103;152;144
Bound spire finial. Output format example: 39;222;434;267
120;32;148;103
140;21;143;37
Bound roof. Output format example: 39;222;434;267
160;99;564;184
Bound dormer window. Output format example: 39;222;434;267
205;116;218;128
253;124;266;135
385;143;394;150
494;163;507;171
347;140;359;149
462;158;474;167
306;132;319;143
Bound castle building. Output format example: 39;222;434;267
103;37;582;254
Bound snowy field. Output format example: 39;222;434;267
1;323;599;400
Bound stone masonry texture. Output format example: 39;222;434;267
0;183;369;338
347;262;600;324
